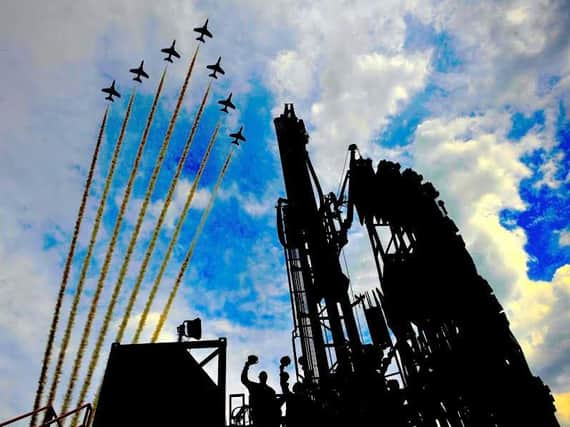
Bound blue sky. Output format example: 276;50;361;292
1;0;569;424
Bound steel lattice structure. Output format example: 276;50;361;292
274;104;560;427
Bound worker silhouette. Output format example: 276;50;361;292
241;355;280;427
278;356;321;427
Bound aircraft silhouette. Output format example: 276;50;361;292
218;93;236;113
230;126;246;146
207;57;225;79
101;80;121;102
194;19;213;43
161;40;181;63
129;61;150;83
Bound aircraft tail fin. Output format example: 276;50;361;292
134;76;142;83
105;95;114;102
208;72;217;79
164;56;173;63
197;34;205;43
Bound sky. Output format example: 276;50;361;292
0;0;569;424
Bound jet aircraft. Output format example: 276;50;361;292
207;57;225;79
194;19;213;43
101;80;121;102
218;93;236;113
161;40;181;63
229;126;246;146
129;60;150;83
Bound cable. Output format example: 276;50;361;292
336;149;349;198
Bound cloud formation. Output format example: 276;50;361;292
0;0;568;425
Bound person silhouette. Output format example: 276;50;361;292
241;355;280;427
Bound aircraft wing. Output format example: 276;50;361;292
203;28;213;38
141;70;149;78
162;47;180;58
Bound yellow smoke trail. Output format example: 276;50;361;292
46;92;135;409
152;147;235;342
60;49;197;420
30;107;109;426
59;90;137;416
67;70;167;420
71;78;210;418
133;121;221;343
114;81;212;344
98;45;200;349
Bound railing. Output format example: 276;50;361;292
44;403;92;427
0;403;92;427
0;405;56;426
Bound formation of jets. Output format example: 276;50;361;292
129;61;149;83
101;18;246;146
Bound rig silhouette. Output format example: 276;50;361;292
1;25;561;427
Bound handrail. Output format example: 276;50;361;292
0;403;92;427
0;405;55;426
44;403;92;427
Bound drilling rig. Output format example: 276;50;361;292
2;98;561;427
273;104;560;427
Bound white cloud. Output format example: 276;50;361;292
507;264;570;403
1;0;569;422
405;113;570;407
535;151;566;189
410;114;535;298
268;50;314;102
560;230;570;247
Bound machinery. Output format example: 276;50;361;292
273;104;560;426
3;100;560;427
93;338;226;427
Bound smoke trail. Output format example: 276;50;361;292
152;147;235;342
59;90;136;416
46;92;135;410
67;70;167;420
90;45;199;353
114;81;212;344
133;121;221;343
71;77;210;418
30;107;109;426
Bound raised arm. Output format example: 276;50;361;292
241;361;253;387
